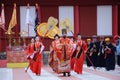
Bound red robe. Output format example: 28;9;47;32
74;40;87;74
56;37;72;73
49;40;61;72
31;42;43;75
25;43;34;72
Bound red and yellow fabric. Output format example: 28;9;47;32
55;38;73;73
59;38;72;60
49;40;61;72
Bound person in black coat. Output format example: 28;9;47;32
88;35;100;68
97;36;106;68
104;37;116;71
86;38;92;67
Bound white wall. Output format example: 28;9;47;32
97;5;112;36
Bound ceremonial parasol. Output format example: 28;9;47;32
37;16;60;39
46;26;60;39
60;18;73;35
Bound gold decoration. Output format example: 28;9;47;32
46;26;60;39
37;22;48;37
37;22;60;39
13;38;17;46
60;18;73;33
37;16;59;38
46;16;58;30
6;3;17;35
19;30;27;37
19;30;27;46
5;30;14;47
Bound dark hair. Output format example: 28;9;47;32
62;29;67;34
77;33;81;36
54;34;60;39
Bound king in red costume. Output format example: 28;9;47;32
57;29;73;76
50;29;73;76
74;33;87;74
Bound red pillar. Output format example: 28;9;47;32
74;5;80;38
112;5;118;36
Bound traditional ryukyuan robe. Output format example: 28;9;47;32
55;37;73;74
26;43;35;72
70;41;77;70
74;40;87;74
48;40;61;72
26;42;44;75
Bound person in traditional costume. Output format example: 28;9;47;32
86;38;92;67
56;29;72;76
26;36;44;75
113;35;120;66
70;37;77;70
97;36;106;68
74;33;87;74
26;38;35;72
104;37;116;71
88;35;100;68
49;34;60;72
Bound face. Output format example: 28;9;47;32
62;32;67;38
71;38;74;42
31;38;34;43
93;38;97;42
78;35;81;40
87;40;91;44
55;36;59;40
100;37;104;41
106;41;110;45
35;36;40;42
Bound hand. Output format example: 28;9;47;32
98;52;100;56
34;51;37;53
105;46;111;50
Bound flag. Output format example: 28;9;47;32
7;3;17;34
34;3;41;32
0;3;6;31
26;3;34;26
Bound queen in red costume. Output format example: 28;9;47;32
49;34;60;72
74;33;87;74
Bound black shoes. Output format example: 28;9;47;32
68;72;71;76
63;72;71;76
63;72;66;76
